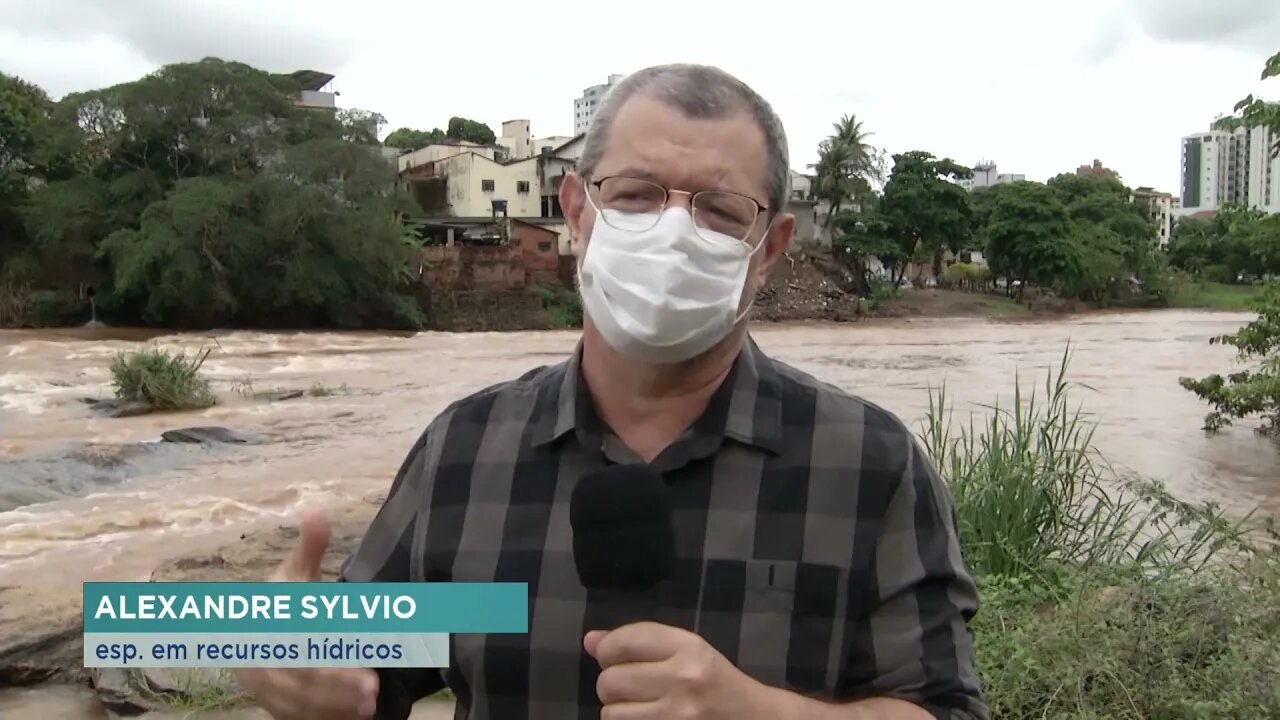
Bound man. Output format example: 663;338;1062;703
239;63;987;720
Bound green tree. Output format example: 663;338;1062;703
0;72;87;320
445;116;495;145
1168;206;1279;282
831;209;902;294
384;127;446;151
875;151;973;285
1179;286;1280;434
809;114;883;230
1213;50;1280;154
982;181;1079;297
8;58;423;330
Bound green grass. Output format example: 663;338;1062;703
109;347;217;410
124;668;247;714
1169;281;1270;310
922;346;1280;717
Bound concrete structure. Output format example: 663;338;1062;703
499;120;531;161
289;70;338;109
1179;124;1280;216
957;161;1025;191
412;217;566;291
1076;159;1119;180
1132;186;1176;247
574;74;624;135
495;121;578;162
398;140;495;173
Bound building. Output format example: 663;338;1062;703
403;152;541;218
574;74;624;135
495;120;579;162
288;70;338;110
1131;186;1176;247
1179;124;1280;215
957;161;1025;191
1076;159;1119;180
411;217;564;291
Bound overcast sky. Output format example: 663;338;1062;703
2;0;1277;192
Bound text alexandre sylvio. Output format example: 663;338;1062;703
93;593;418;621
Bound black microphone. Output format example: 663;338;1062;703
569;463;676;631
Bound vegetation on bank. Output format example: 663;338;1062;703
530;284;584;328
1180;286;1280;435
109;347;217;410
1;59;425;331
924;352;1280;717
809;51;1280;314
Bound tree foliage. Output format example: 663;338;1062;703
1179;287;1280;434
384;115;496;151
2;58;424;329
976;173;1162;302
809;114;883;230
1168;206;1280;283
834;151;972;289
1213;50;1280;157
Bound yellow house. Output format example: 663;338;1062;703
431;152;541;218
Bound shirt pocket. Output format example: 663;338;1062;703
698;558;848;695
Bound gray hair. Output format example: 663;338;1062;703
577;64;791;214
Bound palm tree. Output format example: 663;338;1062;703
809;114;883;230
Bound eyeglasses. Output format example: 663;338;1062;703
586;176;768;244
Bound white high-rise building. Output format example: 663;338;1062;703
574;74;624;135
1179;124;1280;215
957;161;1025;191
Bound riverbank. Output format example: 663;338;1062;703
15;250;1263;334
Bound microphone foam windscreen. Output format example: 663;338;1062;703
569;464;675;591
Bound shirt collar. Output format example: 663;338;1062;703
530;335;784;456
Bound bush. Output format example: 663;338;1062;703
866;278;901;309
24;289;84;326
530;284;583;328
923;346;1261;578
975;563;1280;718
109;347;217;410
922;346;1280;716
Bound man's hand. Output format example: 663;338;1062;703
585;622;775;720
234;509;381;720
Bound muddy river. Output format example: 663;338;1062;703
2;310;1277;589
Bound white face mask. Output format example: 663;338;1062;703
577;205;768;365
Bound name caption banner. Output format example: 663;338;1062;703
82;581;528;669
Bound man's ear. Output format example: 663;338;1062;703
560;173;589;256
754;212;794;285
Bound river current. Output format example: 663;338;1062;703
1;311;1277;588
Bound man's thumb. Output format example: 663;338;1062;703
276;508;330;581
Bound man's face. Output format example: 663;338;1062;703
560;93;794;303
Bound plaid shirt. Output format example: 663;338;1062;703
342;337;987;720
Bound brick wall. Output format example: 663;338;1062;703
418;245;525;291
511;223;561;284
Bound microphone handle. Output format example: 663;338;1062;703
584;586;663;633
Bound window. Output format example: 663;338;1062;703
538;241;552;252
482;179;495;192
517;180;530;193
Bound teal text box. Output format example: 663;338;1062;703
83;582;528;634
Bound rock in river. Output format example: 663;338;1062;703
161;427;257;445
79;398;153;418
